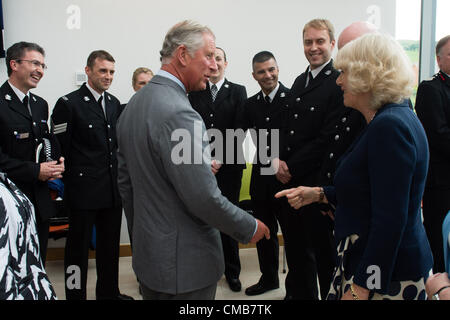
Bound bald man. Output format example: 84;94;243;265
337;21;377;50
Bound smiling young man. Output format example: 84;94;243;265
51;50;133;300
0;42;64;265
277;19;345;300
188;47;248;293
241;51;291;297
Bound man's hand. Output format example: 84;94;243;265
249;219;270;243
38;157;65;181
211;159;222;175
272;158;291;184
320;210;335;221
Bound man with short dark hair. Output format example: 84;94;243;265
188;47;247;292
416;35;450;273
52;50;132;300
242;51;290;297
0;41;64;264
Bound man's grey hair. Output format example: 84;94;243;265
160;20;214;64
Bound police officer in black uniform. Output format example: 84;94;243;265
0;42;64;264
416;35;450;273
52;50;132;300
188;47;247;292
278;19;345;300
242;51;290;297
189;47;247;292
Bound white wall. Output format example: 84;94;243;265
1;0;396;246
1;0;395;105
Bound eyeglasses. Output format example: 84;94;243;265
15;59;48;70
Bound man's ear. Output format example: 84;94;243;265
10;59;19;73
176;45;189;67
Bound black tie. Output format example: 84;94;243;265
211;84;218;102
98;95;105;117
305;71;313;88
22;95;31;115
265;95;271;104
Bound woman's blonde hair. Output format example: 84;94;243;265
334;33;414;110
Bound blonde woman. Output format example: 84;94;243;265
276;33;433;300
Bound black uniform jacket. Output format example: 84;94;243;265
282;60;345;186
415;71;450;188
189;79;247;172
242;82;290;200
51;83;122;210
317;107;365;186
0;81;59;221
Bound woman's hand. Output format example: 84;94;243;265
341;283;370;300
426;272;450;299
275;186;324;209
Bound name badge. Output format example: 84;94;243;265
16;132;30;139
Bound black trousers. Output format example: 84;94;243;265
251;194;284;286
422;187;450;273
281;203;335;300
35;215;50;266
64;206;122;300
216;169;243;280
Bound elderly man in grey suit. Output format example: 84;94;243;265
117;20;270;300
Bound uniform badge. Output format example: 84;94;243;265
5;94;11;101
108;95;111;101
280;92;286;98
62;96;69;101
325;70;331;76
257;95;260;101
224;84;229;89
53;122;67;135
84;96;90;102
32;96;37;102
16;132;30;139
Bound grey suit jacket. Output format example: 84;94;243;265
117;75;256;295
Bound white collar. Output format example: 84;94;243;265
309;59;331;79
263;82;280;101
86;82;104;102
209;78;225;92
8;80;28;102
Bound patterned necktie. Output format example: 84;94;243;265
265;95;271;104
211;84;218;102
